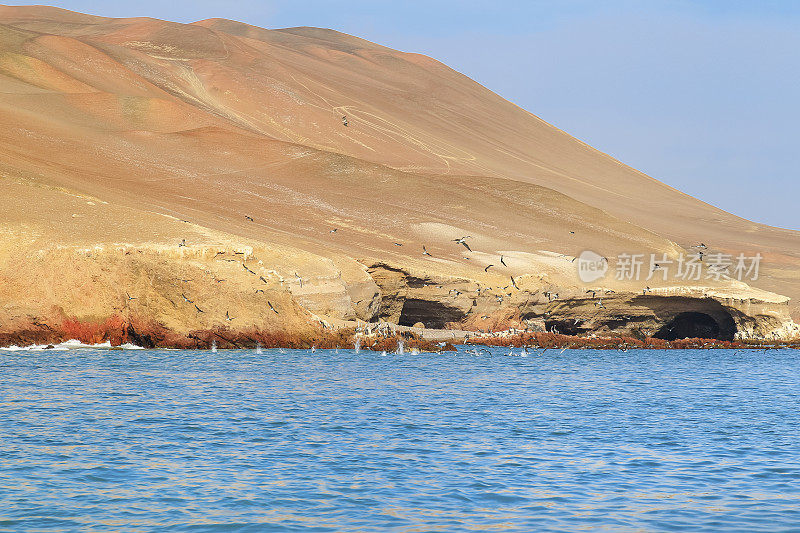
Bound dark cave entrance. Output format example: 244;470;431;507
654;312;735;341
545;320;586;336
398;299;466;329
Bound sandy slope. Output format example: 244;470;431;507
0;5;796;340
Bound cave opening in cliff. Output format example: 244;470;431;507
654;311;736;341
398;299;466;329
545;320;586;336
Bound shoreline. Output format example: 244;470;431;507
1;319;797;352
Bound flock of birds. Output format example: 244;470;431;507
156;211;715;332
125;221;285;325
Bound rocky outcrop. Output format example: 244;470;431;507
359;263;800;342
0;244;796;347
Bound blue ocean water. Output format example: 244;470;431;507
1;347;799;532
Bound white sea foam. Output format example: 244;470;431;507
0;339;144;352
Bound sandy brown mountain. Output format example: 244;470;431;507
0;5;797;346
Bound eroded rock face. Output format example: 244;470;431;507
0;245;795;346
543;294;797;341
367;263;474;325
398;299;466;329
360;263;799;342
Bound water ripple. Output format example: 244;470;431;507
1;348;799;531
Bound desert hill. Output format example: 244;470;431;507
0;5;797;346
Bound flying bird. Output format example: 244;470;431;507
510;276;519;290
178;239;186;247
242;263;255;275
214;251;225;258
500;255;507;267
393;242;403;247
259;275;268;284
245;215;254;222
422;246;432;257
225;311;235;322
181;293;194;303
126;293;137;301
342;115;348;127
484;264;494;272
194;304;204;313
268;301;278;314
453;236;472;251
294;273;303;287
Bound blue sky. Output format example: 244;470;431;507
8;1;799;229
